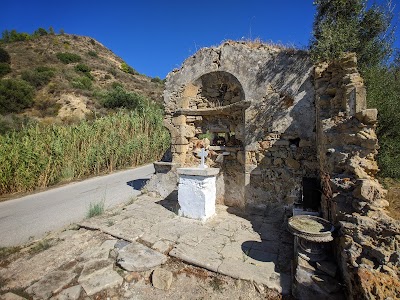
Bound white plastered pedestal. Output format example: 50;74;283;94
177;168;219;221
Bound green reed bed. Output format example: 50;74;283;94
0;108;170;195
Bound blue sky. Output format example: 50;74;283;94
1;1;399;78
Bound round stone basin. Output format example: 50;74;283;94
287;215;334;242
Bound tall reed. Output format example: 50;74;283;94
0;108;170;195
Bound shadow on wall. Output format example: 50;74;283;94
245;75;317;207
256;50;311;97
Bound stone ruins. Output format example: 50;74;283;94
149;40;400;299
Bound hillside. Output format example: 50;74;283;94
0;33;164;129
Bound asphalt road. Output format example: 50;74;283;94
0;164;155;247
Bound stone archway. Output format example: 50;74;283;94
167;71;249;207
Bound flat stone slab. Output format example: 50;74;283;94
0;293;27;300
152;268;173;290
25;270;76;299
117;242;167;271
217;257;290;294
54;285;82;300
177;167;219;176
169;243;223;273
78;267;123;296
79;239;116;260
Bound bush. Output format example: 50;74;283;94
364;66;400;178
101;86;146;110
34;97;61;117
0;48;10;63
75;64;94;80
32;28;48;37
108;68;117;76
120;62;137;75
0;79;35;114
21;67;55;88
71;76;92;90
87;50;98;57
56;52;82;64
74;63;91;73
0;63;11;78
150;76;165;84
1;30;30;42
0;114;35;135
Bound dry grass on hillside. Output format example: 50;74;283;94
381;178;400;220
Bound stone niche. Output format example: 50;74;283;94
164;41;318;209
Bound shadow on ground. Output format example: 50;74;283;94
126;179;149;190
155;190;180;214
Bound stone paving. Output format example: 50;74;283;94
0;193;293;299
79;194;293;294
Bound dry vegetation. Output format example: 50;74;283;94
381;178;400;220
0;32;170;197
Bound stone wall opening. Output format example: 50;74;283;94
163;42;317;209
172;71;248;206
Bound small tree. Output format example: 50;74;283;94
0;79;35;114
310;0;394;70
120;62;137;75
33;28;48;37
0;47;10;63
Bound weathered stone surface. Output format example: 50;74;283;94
285;158;300;170
353;179;386;203
169;243;222;273
218;257;290;294
53;285;82;300
124;271;141;283
152;268;173;290
152;240;173;254
79;239;116;260
316;53;400;300
79;259;114;279
0;293;27;300
355;108;378;124
117;242;167;272
25;271;76;300
78;267;123;296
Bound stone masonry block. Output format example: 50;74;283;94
171;144;189;153
172;115;187;126
179;125;195;138
355;109;378;124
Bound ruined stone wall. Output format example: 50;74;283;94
164;41;318;208
315;54;400;299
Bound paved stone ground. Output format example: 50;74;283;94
0;194;294;299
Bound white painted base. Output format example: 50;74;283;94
178;174;216;221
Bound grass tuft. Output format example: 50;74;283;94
86;200;105;218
